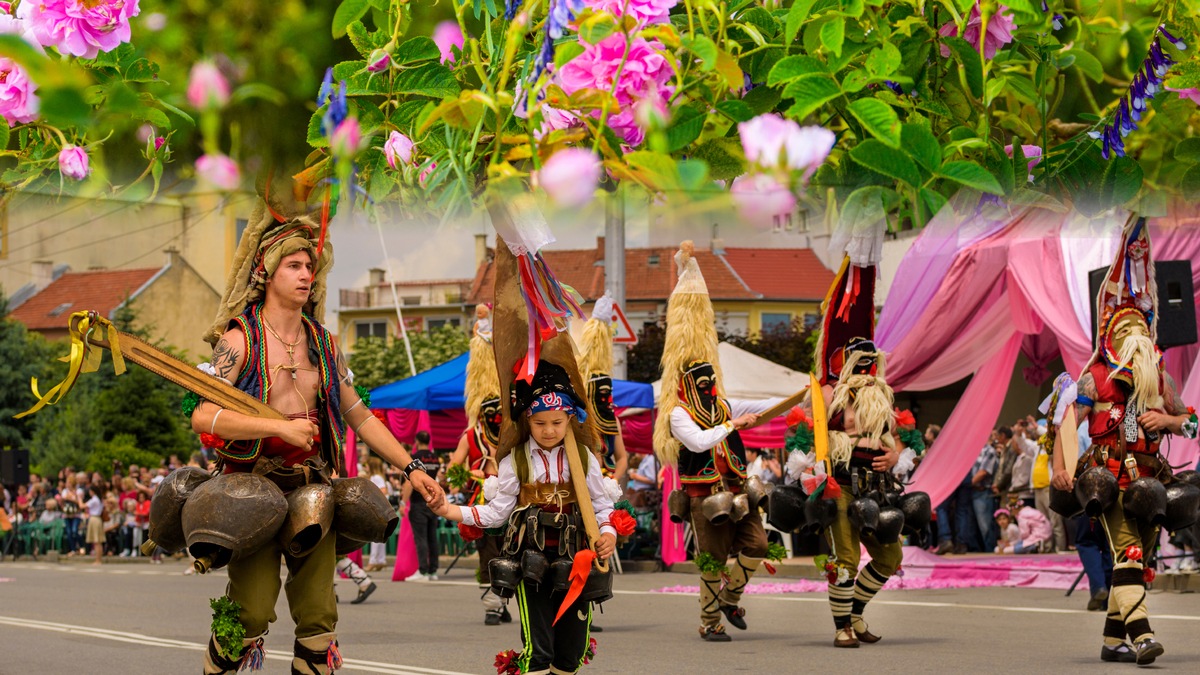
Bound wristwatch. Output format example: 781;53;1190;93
403;459;428;478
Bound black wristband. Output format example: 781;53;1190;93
403;459;427;478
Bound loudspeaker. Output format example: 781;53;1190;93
1;447;30;487
1089;260;1197;349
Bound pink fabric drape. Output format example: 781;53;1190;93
1020;331;1059;387
392;503;420;581
660;466;686;566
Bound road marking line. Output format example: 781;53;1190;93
0;616;474;675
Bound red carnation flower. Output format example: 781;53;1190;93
458;523;484;543
1125;545;1142;562
785;405;809;430
1143;568;1156;584
494;649;520;675
199;433;226;449
894;408;916;427
611;510;637;537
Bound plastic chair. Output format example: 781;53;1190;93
761;512;794;558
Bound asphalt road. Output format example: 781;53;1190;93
1;558;1199;674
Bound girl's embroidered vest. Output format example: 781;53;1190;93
218;303;344;473
676;400;747;486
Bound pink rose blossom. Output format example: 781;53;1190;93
585;0;676;25
938;3;1016;60
740;114;835;179
419;161;437;186
17;0;141;60
784;125;836;180
731;173;796;230
330;118;362;158
538;148;601;208
186;61;231;110
556;34;674;146
1166;87;1200;106
153;136;166;151
58;144;89;180
0;3;11;13
383;130;414;169
0;13;46;53
433;21;463;65
196;153;240;191
367;49;391;73
0;57;38;124
1004;143;1042;182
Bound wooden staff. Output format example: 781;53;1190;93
563;426;609;573
746;387;812;429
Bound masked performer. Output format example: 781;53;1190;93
433;226;622;675
578;293;630;483
1052;220;1197;666
786;230;925;649
190;193;444;674
448;332;512;625
654;242;786;642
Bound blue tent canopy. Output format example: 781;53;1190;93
369;353;655;411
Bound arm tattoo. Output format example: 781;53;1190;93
1163;372;1188;415
212;338;239;382
1073;373;1097;421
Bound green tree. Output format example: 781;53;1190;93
0;292;57;449
348;326;472;391
85;433;168;475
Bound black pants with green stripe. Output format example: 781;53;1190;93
516;575;592;673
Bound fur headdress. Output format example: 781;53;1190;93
204;188;332;345
654;241;725;466
465;334;501;428
579;292;615;383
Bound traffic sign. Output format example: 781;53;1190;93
611;302;638;345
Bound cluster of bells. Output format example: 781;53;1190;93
141;468;399;574
486;550;613;604
662;475;933;545
1050;468;1200;532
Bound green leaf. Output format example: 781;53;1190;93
846;99;900;149
901;123;941;172
920;187;948;217
683;36;718;72
849;139;922;187
555;42;586;70
819;15;845;57
785;0;817;44
393;63;461;98
332;0;371;39
0;117;8;150
307;109;329;148
1099;155;1143;208
231;83;287;106
347;21;388;58
937;160;1004;194
134;107;170;129
716;99;754;123
1181;165;1200;200
781;75;841;121
154;98;195;127
677;159;710;191
123;58;159;83
665;104;705;152
839;70;869;94
766;55;827;87
839;186;887;234
38;87;91;127
864;43;901;78
691;137;745;181
1175;138;1200;164
579;12;618;45
943;36;983;98
742;85;781;114
394;36;441;65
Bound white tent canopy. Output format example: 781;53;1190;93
652;342;809;401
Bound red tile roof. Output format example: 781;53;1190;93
467;242;833;305
720;248;834;301
8;268;160;330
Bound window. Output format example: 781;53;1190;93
647;254;660;267
428;318;462;332
402;295;422;306
355;321;387;340
761;312;791;331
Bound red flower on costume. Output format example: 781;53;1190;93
199;433;226;449
494;649;520;675
582;637;598;665
610;510;637;537
1125;545;1143;562
458;523;484;543
785;405;809;430
894;408;916;427
1143;568;1156;584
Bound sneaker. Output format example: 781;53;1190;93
1086;589;1108;612
1134;637;1164;665
934;540;954;555
427;573;439;581
485;610;503;626
120;550;131;558
1100;643;1136;663
499;605;512;624
952;543;968;555
1180;558;1197;573
350;582;377;605
699;625;731;642
405;572;428;582
719;604;747;630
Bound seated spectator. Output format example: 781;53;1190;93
626;452;659;509
996;505;1052;554
994;508;1020;553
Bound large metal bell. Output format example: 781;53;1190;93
1163;481;1200;532
579;564;614;604
332;477;400;544
801;498;837;535
700;491;734;525
1074;466;1119;517
1123;477;1168;526
277;483;336;558
766;484;807;533
898;492;932;535
182;472;288;574
744;476;768;513
1048;486;1083;519
875;506;905;544
488;558;522;598
730;493;751;523
847;497;881;536
667;489;690;524
143;467;211;555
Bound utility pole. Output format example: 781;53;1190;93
605;188;627;379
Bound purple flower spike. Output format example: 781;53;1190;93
1041;0;1049;11
1052;14;1064;31
1101;129;1111;160
1159;25;1187;51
